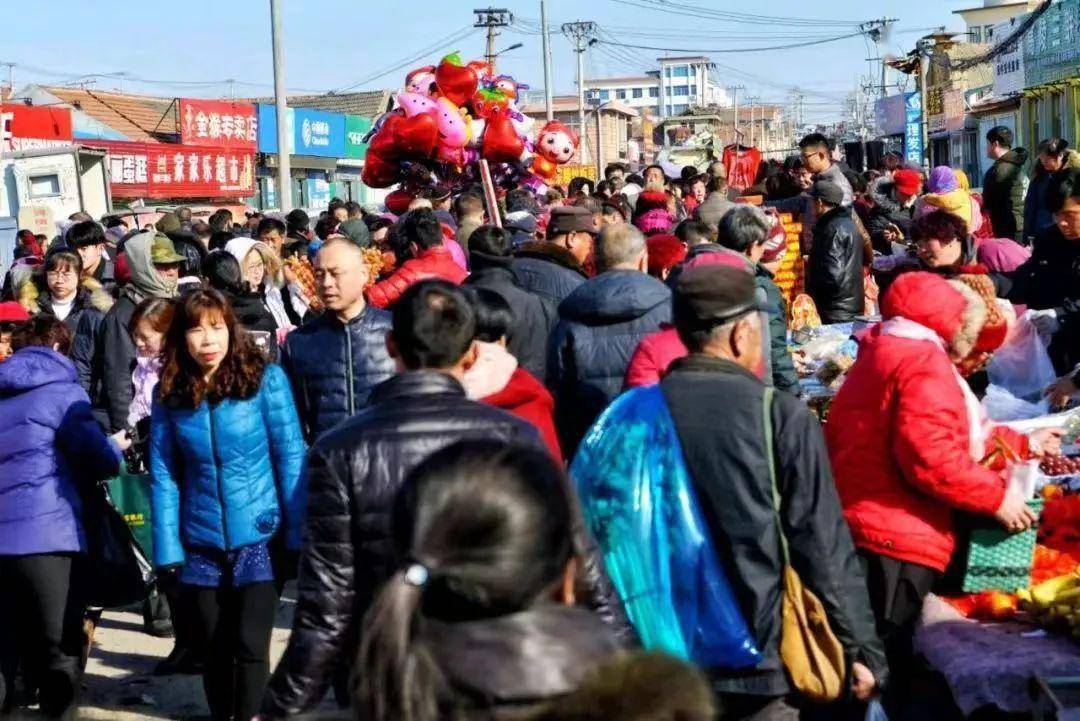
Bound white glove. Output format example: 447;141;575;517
1029;309;1060;343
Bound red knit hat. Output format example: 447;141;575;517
893;168;922;196
645;234;687;277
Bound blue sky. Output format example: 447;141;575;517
6;0;970;120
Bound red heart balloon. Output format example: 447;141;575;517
392;112;439;159
368;117;402;160
361;150;400;188
435;57;479;107
481;107;524;164
384;188;415;215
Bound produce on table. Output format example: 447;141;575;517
1040;455;1080;476
1016;573;1080;638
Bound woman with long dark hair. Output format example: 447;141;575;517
149;289;305;721
356;440;625;721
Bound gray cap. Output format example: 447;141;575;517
808;180;845;206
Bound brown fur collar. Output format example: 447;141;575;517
947;279;988;361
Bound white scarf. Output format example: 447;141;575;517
880;317;987;461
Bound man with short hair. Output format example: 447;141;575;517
67;220;117;296
798;133;853;207
366;208;467;309
715;205;800;393
281;238;395;443
983;125;1029;242
175;206;192;226
550;223;671;454
257;217;288;256
694;174;736;229
600;201;627;229
453;192;486;248
328;199;348;226
263;279;630;717
511;205;593;308
806;180;864;324
575;263;886;716
604;161;627;191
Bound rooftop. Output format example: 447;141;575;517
260;90;393;118
953;1;1031;15
657;56;712;63
585;76;655;85
34;85;178;141
520;95;639;116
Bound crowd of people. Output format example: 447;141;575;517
0;125;1077;721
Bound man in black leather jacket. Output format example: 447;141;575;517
806;180;864;324
261;280;632;718
281;238;395;443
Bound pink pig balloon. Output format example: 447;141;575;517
404;66;437;97
433;97;470;149
396;92;438;118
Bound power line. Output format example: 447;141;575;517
328;25;477;94
594;31;865;54
608;0;866;28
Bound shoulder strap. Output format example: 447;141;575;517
762;386;790;564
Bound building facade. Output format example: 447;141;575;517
585;56;728;120
1019;0;1079;155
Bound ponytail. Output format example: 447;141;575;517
356;566;446;721
354;441;575;721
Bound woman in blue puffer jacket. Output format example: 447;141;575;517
0;315;126;716
150;289;305;721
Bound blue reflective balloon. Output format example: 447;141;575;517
572;384;762;668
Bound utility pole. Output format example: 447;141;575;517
225;78;237;101
917;37;931;171
1;62;15;96
747;96;758;147
540;0;554;121
270;0;291;212
562;21;597;166
595;104;603;178
728;85;745;145
474;8;513;73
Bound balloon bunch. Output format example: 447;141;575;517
362;51;580;198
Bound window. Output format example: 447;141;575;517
969;26;982;44
672;65;689;78
673;85;690;96
633;87;644;99
985;25;994;42
648;87;659;98
672;103;689;115
616;89;626;100
599;89;610;101
29;174;60;198
665;67;673;78
665;86;673;97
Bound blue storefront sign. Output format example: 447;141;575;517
256;105;346;157
904;92;924;167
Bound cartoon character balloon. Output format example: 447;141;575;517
404;66;437;97
482;105;525;164
432;97;471;166
435;51;479;107
530;120;579;181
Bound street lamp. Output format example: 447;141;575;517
494;42;524;57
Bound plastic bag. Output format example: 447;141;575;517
82;481;155;608
865;699;889;721
987;312;1057;400
982;383;1051;422
571;385;762;668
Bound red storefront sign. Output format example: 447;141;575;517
1;104;74;153
178;99;257;150
88;140;254;199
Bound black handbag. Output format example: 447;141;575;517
81;481;155;608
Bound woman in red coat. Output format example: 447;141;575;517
461;288;562;462
826;271;1062;711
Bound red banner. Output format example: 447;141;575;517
1;104;74;153
88;140;254;199
178;99;257;150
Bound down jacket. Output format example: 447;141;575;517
281;307;395;443
37;283;113;394
826;276;1023;572
262;371;634;718
149;364;307;568
466;257;556;381
550;270;671;455
983;148;1029;242
0;347;121;556
1024;149;1080;243
806;205;864;325
511;241;588;309
366;246;467;309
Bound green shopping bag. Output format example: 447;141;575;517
106;467;154;560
